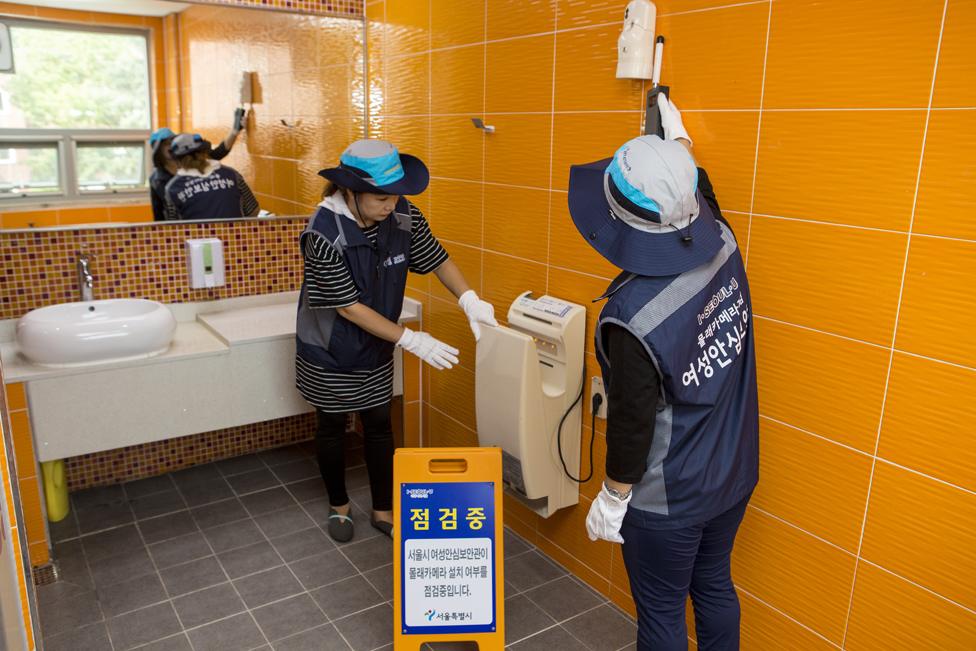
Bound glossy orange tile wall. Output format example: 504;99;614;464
176;3;366;217
368;0;976;647
0;3;166;230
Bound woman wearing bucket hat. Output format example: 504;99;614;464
296;139;497;542
573;96;759;651
147;108;246;221
163;133;259;221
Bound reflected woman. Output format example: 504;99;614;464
163;133;259;221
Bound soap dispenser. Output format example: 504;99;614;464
185;238;226;288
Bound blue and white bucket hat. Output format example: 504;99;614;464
169;133;211;158
568;135;725;276
319;139;429;196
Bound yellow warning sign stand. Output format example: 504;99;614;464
393;447;505;650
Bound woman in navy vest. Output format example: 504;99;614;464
296;139;497;542
163;133;259;221
569;96;760;650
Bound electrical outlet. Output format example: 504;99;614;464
590;376;607;419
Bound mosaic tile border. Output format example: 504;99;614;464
0;218;307;322
184;0;363;17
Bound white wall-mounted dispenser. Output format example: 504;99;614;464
616;0;657;79
475;292;586;517
185;238;225;289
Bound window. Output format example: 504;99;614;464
0;20;151;204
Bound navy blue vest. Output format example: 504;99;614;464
164;165;245;220
596;212;759;529
296;198;413;372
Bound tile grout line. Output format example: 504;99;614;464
544;0;558;296
479;0;487;299
735;585;843;649
839;2;949;646
744;0;772;266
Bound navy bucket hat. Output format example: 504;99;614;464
319;139;429;196
568;135;725;277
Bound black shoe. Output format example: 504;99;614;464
328;508;354;543
371;518;393;538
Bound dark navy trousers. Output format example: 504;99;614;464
620;496;751;651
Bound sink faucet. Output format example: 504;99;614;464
77;254;94;302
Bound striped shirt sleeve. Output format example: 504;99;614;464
407;203;450;274
234;170;260;217
303;233;360;309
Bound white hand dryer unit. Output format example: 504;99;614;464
475;292;586;517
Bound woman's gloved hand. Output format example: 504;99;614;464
656;94;692;146
585;482;631;543
458;290;498;341
397;327;459;370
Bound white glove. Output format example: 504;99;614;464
397;327;459;370
656;93;692;145
458;290;498;342
586;482;631;544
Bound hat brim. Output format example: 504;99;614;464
318;153;429;196
568;158;726;276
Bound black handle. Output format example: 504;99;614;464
644;84;670;138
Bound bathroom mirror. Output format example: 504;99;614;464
0;0;367;230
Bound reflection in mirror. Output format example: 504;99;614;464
0;0;367;230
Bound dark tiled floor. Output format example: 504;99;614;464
40;444;636;650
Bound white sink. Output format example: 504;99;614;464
16;299;177;367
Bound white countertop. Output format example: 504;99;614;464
1;293;421;384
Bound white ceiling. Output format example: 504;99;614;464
2;1;191;17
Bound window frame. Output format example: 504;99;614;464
0;18;153;208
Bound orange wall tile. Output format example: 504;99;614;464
914;110;976;240
932;0;976;108
430;45;484;115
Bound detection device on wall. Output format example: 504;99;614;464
616;0;657;79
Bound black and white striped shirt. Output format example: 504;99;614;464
296;202;448;412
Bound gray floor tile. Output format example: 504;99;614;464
241;487;298;516
190;497;249;530
505;528;533;559
129;490;187;520
252;593;327;642
269;527;332;563
233;565;304;608
49;511;80;543
218;541;283;579
509;626;588;651
178;477;236;508
504;594;557;645
216;453;267;477
341;535;392;573
38;583;102;638
288;549;357;590
171;463;222;490
123;474;176;500
138;633;194;651
139;511;198;545
562;604;637;651
186;612;267;651
254;505;315;538
270;459;319;484
259;444;310;467
159;556;225;596
284;478;327;503
362;564;393;601
89;547;156;589
43;620;111;651
505;551;567;593
345;465;370;490
524;575;605;623
346;486;373;513
97;571;167;617
272;624;351;651
172;582;245;629
332;603;393;651
228;468;281;495
149;531;213;569
310;575;382;621
77;500;135;533
203;518;264;553
72;484;124;510
53;539;94;589
106;601;182;650
81;524;142;563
